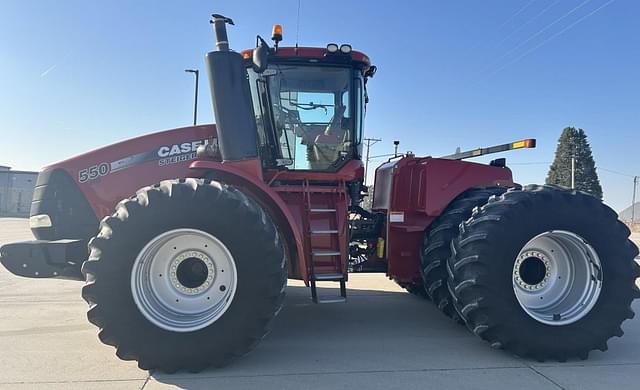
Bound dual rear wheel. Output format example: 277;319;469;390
426;185;639;360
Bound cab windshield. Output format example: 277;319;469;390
248;64;364;171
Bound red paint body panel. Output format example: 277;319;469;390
45;124;216;219
372;156;515;283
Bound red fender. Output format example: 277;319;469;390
189;159;308;281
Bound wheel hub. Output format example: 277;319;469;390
131;228;237;332
171;252;215;294
512;230;602;326
514;251;550;290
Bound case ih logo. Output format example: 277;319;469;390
157;141;205;158
157;140;207;167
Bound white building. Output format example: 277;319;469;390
0;165;38;217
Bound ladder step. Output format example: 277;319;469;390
310;208;336;213
310;230;339;234
312;250;340;257
316;297;347;304
310;277;347;303
312;273;346;281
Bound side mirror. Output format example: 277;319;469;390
253;36;269;73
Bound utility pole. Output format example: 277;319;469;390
632;176;638;224
571;155;575;189
570;144;576;189
185;69;199;126
363;137;382;186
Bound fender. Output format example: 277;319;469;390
374;156;515;284
189;159;309;281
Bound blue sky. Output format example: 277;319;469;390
1;0;638;211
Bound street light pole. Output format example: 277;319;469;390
185;69;199;126
393;140;400;157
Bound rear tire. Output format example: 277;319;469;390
81;179;287;372
420;187;506;322
448;185;640;361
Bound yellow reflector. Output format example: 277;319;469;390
512;139;536;149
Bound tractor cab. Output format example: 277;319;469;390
243;43;374;172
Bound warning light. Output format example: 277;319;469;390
272;24;283;44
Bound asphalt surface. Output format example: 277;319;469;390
0;217;639;390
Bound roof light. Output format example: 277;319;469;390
339;44;352;54
327;43;339;53
271;24;283;44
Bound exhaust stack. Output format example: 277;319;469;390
205;14;259;161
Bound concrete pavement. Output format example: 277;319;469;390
1;217;639;389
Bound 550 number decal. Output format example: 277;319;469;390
79;163;110;183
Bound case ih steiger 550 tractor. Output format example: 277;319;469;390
1;14;639;372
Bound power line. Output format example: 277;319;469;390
477;0;595;79
499;0;539;29
495;0;563;47
487;0;616;77
597;166;637;178
510;161;552;165
464;0;539;55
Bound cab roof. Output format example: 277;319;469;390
240;46;371;69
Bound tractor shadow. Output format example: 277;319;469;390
151;283;531;387
152;283;640;388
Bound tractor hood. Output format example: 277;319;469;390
32;124;217;239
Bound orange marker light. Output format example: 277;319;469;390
512;139;537;149
272;24;283;43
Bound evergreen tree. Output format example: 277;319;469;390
546;127;603;199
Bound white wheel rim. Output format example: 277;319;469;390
512;230;602;326
131;228;237;332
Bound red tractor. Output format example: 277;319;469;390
1;14;638;372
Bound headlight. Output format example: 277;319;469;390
326;43;339;53
29;214;52;228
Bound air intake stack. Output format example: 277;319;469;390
205;14;259;161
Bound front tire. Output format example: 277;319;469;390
81;179;287;372
448;185;640;361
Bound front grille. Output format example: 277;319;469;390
30;168;98;240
